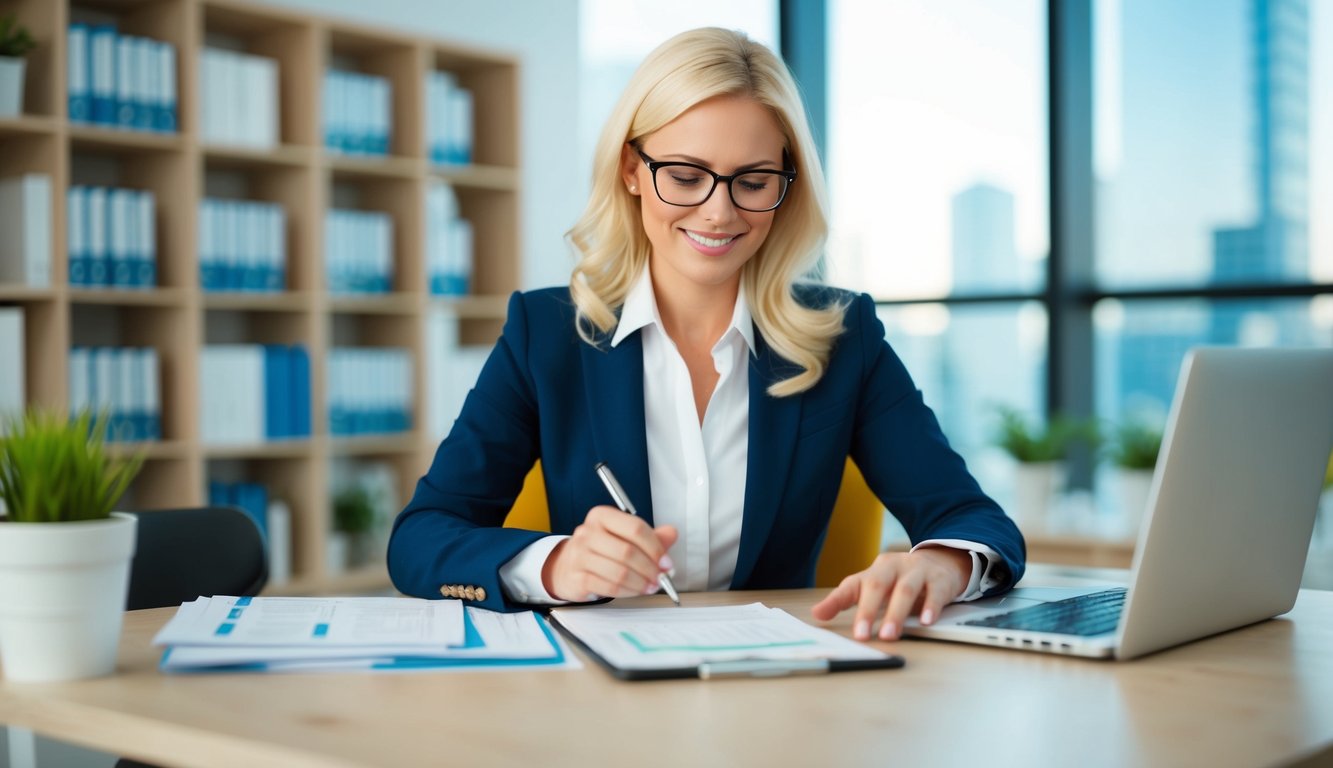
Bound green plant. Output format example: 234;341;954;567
0;14;36;58
333;485;377;535
0;409;143;523
1107;420;1164;471
992;405;1094;464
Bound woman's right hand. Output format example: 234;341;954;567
541;505;678;602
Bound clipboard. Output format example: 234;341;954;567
548;610;905;681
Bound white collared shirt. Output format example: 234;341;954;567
499;270;1001;603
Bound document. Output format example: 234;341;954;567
153;597;581;674
152;596;465;648
550;603;895;678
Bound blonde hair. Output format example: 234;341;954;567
566;27;848;397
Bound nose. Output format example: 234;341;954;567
699;179;741;224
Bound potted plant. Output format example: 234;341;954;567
0;409;143;682
1106;419;1164;535
331;485;377;573
0;13;36;118
993;405;1091;530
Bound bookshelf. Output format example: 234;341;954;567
0;0;521;595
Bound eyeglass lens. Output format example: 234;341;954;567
654;165;788;211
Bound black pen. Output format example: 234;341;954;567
697;657;905;679
594;461;682;606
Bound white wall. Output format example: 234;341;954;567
257;0;584;291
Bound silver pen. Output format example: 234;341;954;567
594;461;681;606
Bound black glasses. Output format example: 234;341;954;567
635;148;796;212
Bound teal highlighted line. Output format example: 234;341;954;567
312;623;330;638
619;631;817;653
228;608;243;619
215;622;235;636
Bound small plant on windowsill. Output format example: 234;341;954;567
992;405;1095;529
0;13;37;118
993;405;1091;465
1105;418;1164;535
0;409;144;682
1106;420;1163;472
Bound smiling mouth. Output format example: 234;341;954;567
684;230;738;248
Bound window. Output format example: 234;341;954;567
1092;0;1333;452
578;1;779;170
824;0;1049;514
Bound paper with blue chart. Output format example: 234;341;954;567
152;596;579;673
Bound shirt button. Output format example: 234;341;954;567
695;476;704;487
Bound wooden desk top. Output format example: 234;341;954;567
2;576;1331;768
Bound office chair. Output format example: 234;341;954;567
504;459;883;588
126;506;268;610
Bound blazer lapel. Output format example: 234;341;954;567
731;331;804;588
580;333;655;525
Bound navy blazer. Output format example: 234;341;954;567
388;286;1026;612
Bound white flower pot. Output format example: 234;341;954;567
1011;461;1064;530
0;512;137;682
1115;468;1156;536
0;56;25;117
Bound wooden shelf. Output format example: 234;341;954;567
13;0;520;597
202;143;316;171
0;115;59;138
68;288;189;307
108;440;192;461
267;564;393;597
203;291;314;312
69;125;185;154
0;285;57;302
326;153;421;181
429;293;510;318
203;440;316;460
428;163;518;191
326;292;420;315
328;433;421;457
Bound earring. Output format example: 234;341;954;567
629;185;637;193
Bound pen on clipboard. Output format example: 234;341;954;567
594;461;682;606
697;657;904;679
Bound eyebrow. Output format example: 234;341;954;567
654;153;782;172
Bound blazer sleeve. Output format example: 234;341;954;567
387;292;552;611
845;292;1026;594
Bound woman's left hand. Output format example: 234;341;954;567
810;547;972;641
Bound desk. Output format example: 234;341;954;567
1;569;1331;768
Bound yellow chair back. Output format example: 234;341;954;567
503;459;883;588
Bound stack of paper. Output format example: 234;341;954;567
153;596;577;673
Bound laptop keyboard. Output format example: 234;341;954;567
961;588;1127;637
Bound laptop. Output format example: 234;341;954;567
906;347;1333;660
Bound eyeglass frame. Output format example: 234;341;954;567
633;147;797;213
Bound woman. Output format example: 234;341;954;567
389;27;1025;642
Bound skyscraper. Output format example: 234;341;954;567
951;183;1020;293
1210;0;1310;340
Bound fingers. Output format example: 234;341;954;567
810;574;860;621
852;556;897;641
878;570;925;641
547;507;675;601
809;549;974;641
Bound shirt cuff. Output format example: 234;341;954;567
911;538;1004;602
498;535;571;605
